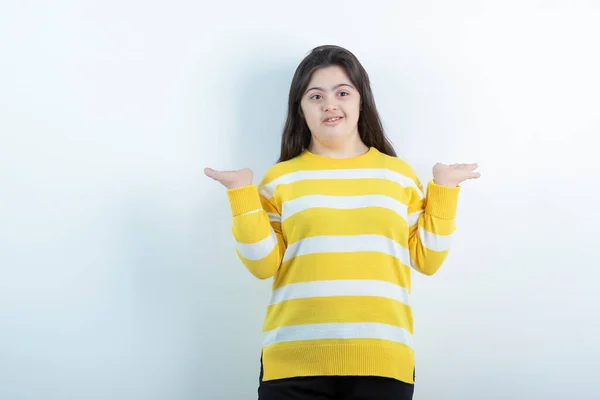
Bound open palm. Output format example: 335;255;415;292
432;163;480;187
204;167;253;189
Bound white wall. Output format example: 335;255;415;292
1;1;598;399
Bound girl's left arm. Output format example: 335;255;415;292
407;162;479;275
407;180;460;276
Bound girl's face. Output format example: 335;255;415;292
300;65;361;146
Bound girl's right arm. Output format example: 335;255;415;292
225;185;285;279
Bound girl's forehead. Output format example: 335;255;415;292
309;66;350;82
306;71;354;93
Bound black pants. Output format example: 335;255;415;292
258;359;414;400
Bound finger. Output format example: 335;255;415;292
204;167;218;179
204;168;227;181
461;163;478;170
470;171;481;179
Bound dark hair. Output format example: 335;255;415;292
278;45;397;162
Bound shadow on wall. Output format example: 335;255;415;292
194;60;300;397
112;188;206;399
233;61;298;176
115;181;261;398
115;58;302;399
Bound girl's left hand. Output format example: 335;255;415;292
432;162;481;187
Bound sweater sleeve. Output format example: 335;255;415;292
407;179;460;276
226;184;286;279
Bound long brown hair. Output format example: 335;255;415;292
278;45;397;162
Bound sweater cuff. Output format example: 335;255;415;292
226;185;262;217
425;180;460;219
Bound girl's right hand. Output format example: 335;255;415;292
204;167;253;189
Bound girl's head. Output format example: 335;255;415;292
278;45;396;162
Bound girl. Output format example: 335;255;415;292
205;45;480;400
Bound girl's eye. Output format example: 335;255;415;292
339;91;349;97
310;94;322;100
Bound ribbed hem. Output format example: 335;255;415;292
226;185;262;216
425;180;460;220
261;342;415;384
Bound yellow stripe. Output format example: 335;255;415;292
232;211;271;243
277;179;414;204
258;149;422;194
261;339;415;383
283;207;409;243
236;247;281;279
408;244;449;276
273;252;412;290
263;296;414;333
408;200;424;215
260;194;280;213
419;214;456;236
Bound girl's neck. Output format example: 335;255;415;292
307;135;369;159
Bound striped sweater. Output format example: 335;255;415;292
225;146;460;384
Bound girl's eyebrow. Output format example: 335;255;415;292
304;83;354;95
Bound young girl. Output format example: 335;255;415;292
205;45;480;400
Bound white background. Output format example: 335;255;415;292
1;1;599;399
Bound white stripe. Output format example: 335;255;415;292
263;322;413;348
418;228;452;252
282;234;410;266
267;212;281;223
269;279;410;306
409;259;420;271
407;210;422;227
236;226;278;261
239;209;281;224
408;229;451;271
260;169;423;199
282;194;408;222
239;209;261;216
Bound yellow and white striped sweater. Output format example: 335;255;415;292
225;146;460;384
